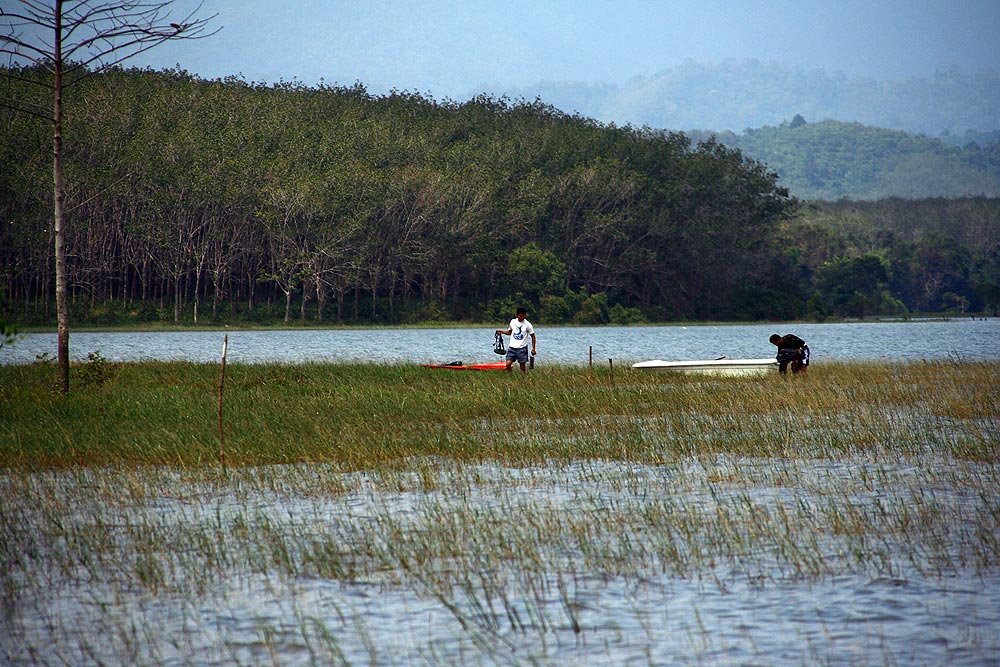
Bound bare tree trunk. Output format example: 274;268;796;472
2;0;216;393
193;270;201;324
353;281;360;321
212;279;220;320
388;278;395;321
174;273;182;323
141;257;149;305
53;3;69;395
192;259;205;323
314;275;326;323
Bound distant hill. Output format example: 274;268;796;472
500;59;1000;142
686;118;1000;201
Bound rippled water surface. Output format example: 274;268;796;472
3;458;998;666
3;318;999;365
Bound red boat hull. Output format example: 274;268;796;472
421;362;509;371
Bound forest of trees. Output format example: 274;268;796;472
512;61;1000;200
2;66;999;328
687;117;1000;200
780;197;1000;319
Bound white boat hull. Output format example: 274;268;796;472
631;358;778;376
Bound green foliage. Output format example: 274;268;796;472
0;65;794;325
573;292;609;325
2;65;996;325
507;243;567;304
78;351;116;387
816;255;887;300
690;119;1000;200
0;317;17;349
975;280;1000;317
940;292;971;314
537;294;572;323
783;198;999;317
814;254;888;319
608;303;647;325
877;292;909;317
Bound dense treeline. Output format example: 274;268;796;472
782;197;1000;319
2;65;795;326
687;117;1000;201
1;66;998;327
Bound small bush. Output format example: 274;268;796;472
78;350;115;387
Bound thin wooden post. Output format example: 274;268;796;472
218;334;228;472
608;358;614;386
589;346;593;380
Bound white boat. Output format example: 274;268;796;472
631;357;778;376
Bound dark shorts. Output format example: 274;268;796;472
506;346;529;364
777;345;810;372
776;349;801;364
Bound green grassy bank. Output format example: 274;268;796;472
2;360;997;469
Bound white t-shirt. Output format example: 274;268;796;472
507;318;534;349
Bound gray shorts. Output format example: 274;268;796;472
505;346;529;363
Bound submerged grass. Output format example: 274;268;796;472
1;359;997;467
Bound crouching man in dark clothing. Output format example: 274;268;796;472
769;333;810;374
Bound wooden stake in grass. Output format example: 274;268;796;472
218;334;228;471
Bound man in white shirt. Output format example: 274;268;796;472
495;307;536;373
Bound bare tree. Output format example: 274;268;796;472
1;0;216;393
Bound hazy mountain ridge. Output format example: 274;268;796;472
500;59;1000;141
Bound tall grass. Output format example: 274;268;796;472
2;359;997;467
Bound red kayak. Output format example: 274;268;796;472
421;361;509;371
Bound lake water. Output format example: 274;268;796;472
3;458;998;667
3;318;1000;365
4;320;999;666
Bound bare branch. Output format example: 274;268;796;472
1;3;56;28
1;47;52;73
2;1;218;83
66;172;134;214
0;98;51;122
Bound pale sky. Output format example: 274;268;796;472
21;0;1000;98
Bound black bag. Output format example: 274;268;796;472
493;333;506;355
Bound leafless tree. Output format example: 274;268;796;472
1;0;216;393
